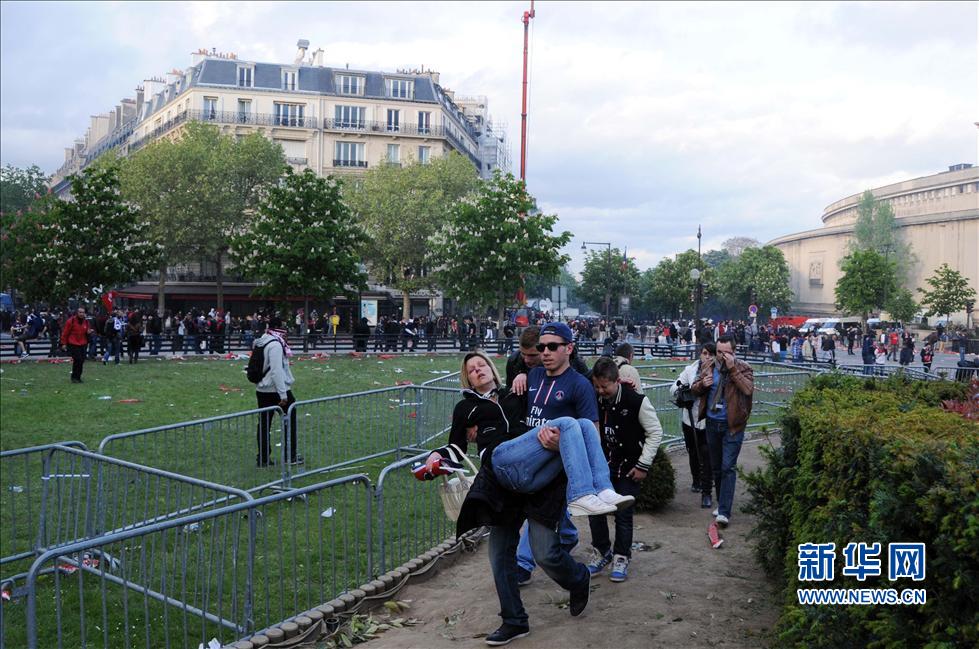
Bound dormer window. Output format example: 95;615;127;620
237;65;254;88
282;68;297;91
336;74;364;96
386;78;413;99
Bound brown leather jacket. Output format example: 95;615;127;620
691;355;754;434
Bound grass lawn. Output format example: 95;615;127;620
0;353;471;452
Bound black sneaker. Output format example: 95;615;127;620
485;624;530;646
701;494;713;509
516;567;533;587
569;577;590;616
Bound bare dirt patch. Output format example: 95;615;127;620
372;435;782;648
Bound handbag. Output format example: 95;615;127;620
437;444;480;522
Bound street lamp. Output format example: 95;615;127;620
690;226;703;346
582;241;612;325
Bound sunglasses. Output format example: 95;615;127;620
536;342;569;352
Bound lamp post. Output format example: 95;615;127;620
689;226;703;345
582;241;612;325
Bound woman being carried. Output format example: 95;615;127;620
423;350;633;517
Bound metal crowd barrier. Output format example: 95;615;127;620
374;452;458;575
10;475;371;649
98;407;286;493
280;385;459;489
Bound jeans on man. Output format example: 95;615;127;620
488;518;589;628
492;417;613;503
705;417;745;520
516;512;578;572
103;338;121;364
150;333;162;355
588;474;641;558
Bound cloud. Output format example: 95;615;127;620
1;0;974;274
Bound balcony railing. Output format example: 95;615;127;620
188;109;318;129
333;159;368;168
286;157;308;165
323;118;446;138
128;111;189;153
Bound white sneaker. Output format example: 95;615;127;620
712;508;719;517
716;514;730;527
597;489;636;510
568;494;616;517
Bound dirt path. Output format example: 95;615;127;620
373;435;781;649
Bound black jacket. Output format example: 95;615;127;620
435;389;569;536
505;349;590;387
597;384;661;479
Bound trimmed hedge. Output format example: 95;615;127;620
743;374;977;648
635;445;676;512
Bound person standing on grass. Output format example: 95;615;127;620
126;311;143;364
254;316;302;467
690;334;754;528
589;357;663;583
60;307;91;383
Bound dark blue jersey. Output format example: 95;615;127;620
525;365;599;429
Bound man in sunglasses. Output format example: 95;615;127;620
505;325;591;395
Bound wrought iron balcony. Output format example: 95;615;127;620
189;109;318;129
323;118;445;138
333;159;368;168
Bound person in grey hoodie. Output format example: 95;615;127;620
254;316;302;467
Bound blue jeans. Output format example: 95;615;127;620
102;338;121;364
150;333;162;355
492;417;613;503
488;518;589;627
516;513;578;572
705;417;744;519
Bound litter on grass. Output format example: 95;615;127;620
321;507;336;518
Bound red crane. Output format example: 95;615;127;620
520;0;535;182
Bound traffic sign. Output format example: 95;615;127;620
771;307;778;319
748;304;758;317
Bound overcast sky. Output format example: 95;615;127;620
1;1;976;275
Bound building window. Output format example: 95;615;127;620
418;146;430;164
386;78;414;99
282;69;297;91
203;97;218;120
237;100;251;123
273;103;305;127
336;74;364;95
386;109;400;132
237;66;253;88
334;105;365;129
387;144;400;164
418;111;431;134
334;141;366;167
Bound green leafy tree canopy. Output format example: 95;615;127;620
579;247;641;319
834;249;897;322
230;169;366;324
714;245;793;317
434;171;571;327
917;263;976;323
0;163;49;216
847;189;916;282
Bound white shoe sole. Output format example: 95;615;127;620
485;630;530;646
568;502;616;517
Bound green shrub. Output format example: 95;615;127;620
635;445;676;512
743;376;977;648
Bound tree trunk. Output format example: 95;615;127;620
497;301;506;338
401;286;411;321
157;261;167;315
215;253;225;313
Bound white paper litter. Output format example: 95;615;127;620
320;507;336;518
197;639;221;649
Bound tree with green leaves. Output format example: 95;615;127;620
32;164;158;304
722;236;759;257
847;190;916;282
346;152;479;318
714;245;793;317
230;168;367;344
434;172;571;330
834;249;897;322
524;266;580;308
640;249;705;319
885;288;919;325
1;193;60;301
0;164;48;215
917;263;977;325
119;122;285;312
580;247;641;320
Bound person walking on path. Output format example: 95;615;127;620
588;357;663;583
60;307;91;383
254;316;302;467
691;334;754;528
672;343;715;508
